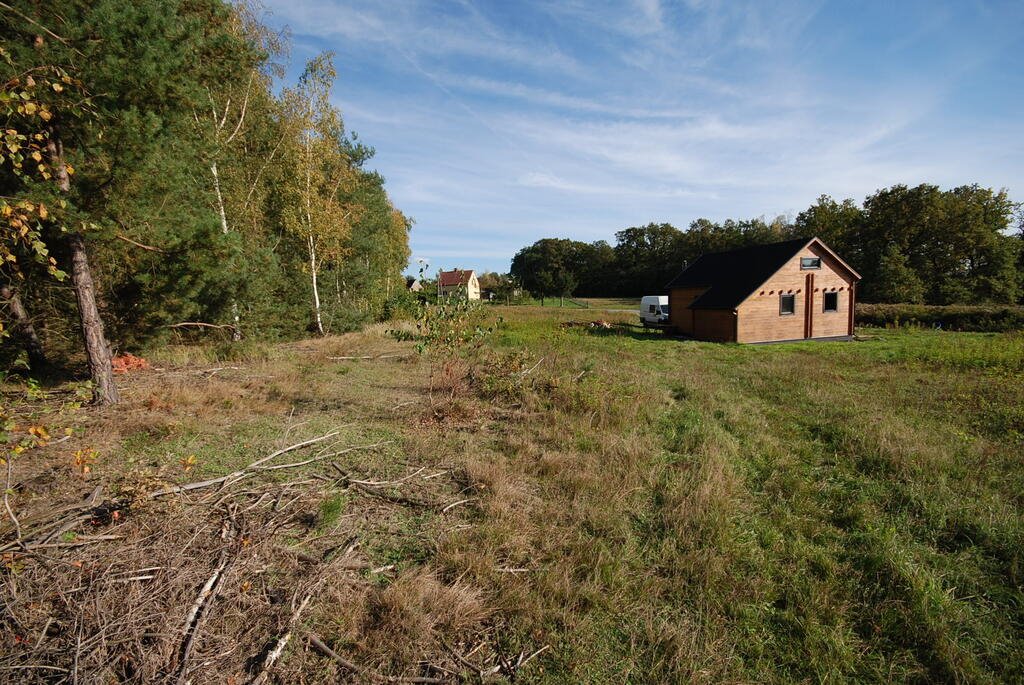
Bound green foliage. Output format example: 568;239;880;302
856;303;1024;333
509;238;579;302
390;299;497;355
0;0;411;370
513;184;1021;307
800;184;1021;304
0;44;85;282
381;289;419;322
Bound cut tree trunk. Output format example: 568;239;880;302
0;285;47;368
48;130;119;404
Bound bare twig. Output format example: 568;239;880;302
253;441;392;472
390;401;417;411
165;322;238;333
248;593;312;685
337;474;434;510
115;233;166;253
519;644;551;667
150;431;341;497
348;466;425;487
4;456;22;546
192;366;241;375
441;498;476;514
519;357;545;377
306;631;448;684
180;552;229;640
176;550;231;682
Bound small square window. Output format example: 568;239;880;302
780;293;796;315
823;291;839;312
648;304;656;313
800;257;821;270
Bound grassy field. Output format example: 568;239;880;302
577;297;641;310
3;309;1022;682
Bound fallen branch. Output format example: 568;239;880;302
176;550;232;681
441;498;476;514
306;631;447;684
518;644;551;668
330;464;434;509
327;354;406;361
0;485;104;552
4;456;22;547
253;441;392;473
192;366;241;375
248;593;312;685
165;322;238;333
115;233;166;253
180;553;229;640
390;401;416;411
519;357;545;377
349;466;425;487
149;431;341;498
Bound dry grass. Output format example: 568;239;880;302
2;311;1022;682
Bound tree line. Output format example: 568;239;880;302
510;184;1023;305
1;1;411;403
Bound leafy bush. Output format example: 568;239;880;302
856;303;1024;332
388;300;498;354
381;290;419;321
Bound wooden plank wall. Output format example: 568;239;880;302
736;244;855;343
693;310;737;342
669;287;706;335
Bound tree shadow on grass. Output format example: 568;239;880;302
582;323;685;343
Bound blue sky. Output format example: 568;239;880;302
258;0;1024;275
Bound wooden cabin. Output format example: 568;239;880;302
665;237;861;343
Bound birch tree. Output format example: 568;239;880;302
199;74;252;340
195;7;286;340
280;53;361;335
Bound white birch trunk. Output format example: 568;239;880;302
211;160;242;341
303;103;325;336
308;234;324;335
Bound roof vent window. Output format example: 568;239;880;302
800;257;821;270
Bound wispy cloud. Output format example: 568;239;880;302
259;0;1024;274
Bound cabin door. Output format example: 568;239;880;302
804;273;814;339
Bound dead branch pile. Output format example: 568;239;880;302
0;431;546;683
559;320;613;329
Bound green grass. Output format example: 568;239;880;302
440;315;1024;682
19;312;1020;682
577;297;642;310
499;297;590;308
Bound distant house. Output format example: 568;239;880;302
665;237;861;343
437;269;480;300
406;277;423;293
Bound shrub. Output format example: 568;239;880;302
856;303;1024;332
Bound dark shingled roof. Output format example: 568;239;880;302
665;238;811;310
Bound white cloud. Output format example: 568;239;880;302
256;0;1024;274
261;0;581;74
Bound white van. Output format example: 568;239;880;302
640;295;669;327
